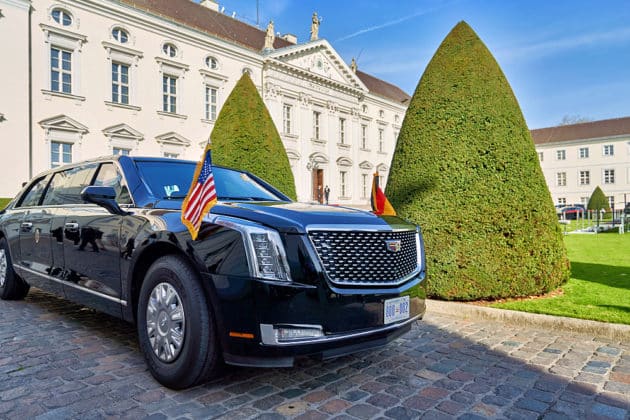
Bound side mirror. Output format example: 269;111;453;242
81;186;127;215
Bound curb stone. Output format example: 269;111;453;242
426;299;630;342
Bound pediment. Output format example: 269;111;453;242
102;123;143;141
286;149;301;160
38;114;88;133
156;132;191;146
267;40;367;92
359;160;374;170
336;157;353;167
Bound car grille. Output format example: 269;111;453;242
308;230;419;286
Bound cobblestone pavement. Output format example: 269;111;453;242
0;289;629;419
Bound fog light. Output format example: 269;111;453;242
275;326;324;342
260;324;324;344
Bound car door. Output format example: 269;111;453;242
13;174;67;296
60;162;128;317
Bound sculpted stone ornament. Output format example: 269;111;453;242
351;58;357;73
310;12;321;41
264;20;275;50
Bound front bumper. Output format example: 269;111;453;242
222;302;425;368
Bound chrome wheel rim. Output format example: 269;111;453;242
146;282;185;363
0;249;7;288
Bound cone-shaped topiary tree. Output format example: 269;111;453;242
211;73;297;200
387;21;569;300
587;186;610;227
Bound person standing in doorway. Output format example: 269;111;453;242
324;185;330;205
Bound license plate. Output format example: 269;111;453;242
384;296;410;324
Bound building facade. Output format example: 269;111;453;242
532;117;630;210
0;0;409;205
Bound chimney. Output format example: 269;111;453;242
281;33;297;44
199;0;219;12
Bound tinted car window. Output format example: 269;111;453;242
42;165;98;205
17;176;49;207
135;161;284;201
93;163;132;204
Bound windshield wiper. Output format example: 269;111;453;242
220;196;278;202
163;194;188;200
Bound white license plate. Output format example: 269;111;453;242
384;296;410;324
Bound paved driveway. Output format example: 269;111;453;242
0;289;628;419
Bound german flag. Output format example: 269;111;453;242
371;171;396;216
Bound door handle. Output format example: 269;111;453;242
65;222;79;231
21;222;33;231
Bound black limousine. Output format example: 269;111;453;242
0;156;426;389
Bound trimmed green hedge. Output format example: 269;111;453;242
210;74;297;200
387;21;569;300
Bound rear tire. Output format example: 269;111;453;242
137;255;221;389
0;238;29;300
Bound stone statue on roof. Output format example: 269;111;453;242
310;12;321;41
351;58;357;73
264;20;275;50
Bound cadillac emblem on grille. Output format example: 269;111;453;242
385;239;402;253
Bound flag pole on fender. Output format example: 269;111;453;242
181;138;218;240
370;171;396;216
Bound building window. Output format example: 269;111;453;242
556;172;566;187
205;86;217;121
283;104;292;134
579;170;590;186
361;124;368;149
112;62;129;104
362;104;368;113
313;111;321;140
538;152;543;161
379;109;385;119
579;147;589;159
339;171;347;197
51;141;72;168
556;150;566;160
339;118;346;144
164;152;179;159
113;147;130;156
603;144;614;156
51;8;72;26
609;196;615;208
51;47;72;94
557;198;566;206
361;174;368;198
205;56;218;70
112;28;128;44
604;169;615;184
162;43;177;58
581;197;589;206
162;75;177;113
378;128;384;152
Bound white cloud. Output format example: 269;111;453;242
334;4;450;43
500;26;630;60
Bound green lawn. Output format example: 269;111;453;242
491;231;630;324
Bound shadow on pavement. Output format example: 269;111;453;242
0;288;628;419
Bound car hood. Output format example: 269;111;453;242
209;201;415;234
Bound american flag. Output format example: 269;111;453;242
181;144;218;240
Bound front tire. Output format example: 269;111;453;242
0;238;29;300
137;255;221;389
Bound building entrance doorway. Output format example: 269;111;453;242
312;169;323;203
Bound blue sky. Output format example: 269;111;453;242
214;0;630;129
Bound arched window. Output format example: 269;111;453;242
112;27;129;44
162;43;177;58
205;56;219;70
51;8;72;26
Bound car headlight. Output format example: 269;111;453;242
209;215;292;282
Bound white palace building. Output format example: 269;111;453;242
0;0;410;205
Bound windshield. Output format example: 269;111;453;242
135;160;286;202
